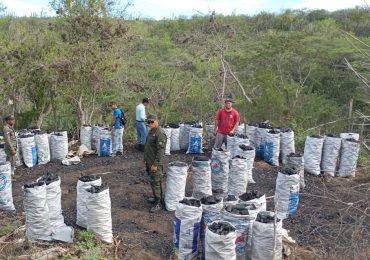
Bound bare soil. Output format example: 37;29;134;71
1;146;369;259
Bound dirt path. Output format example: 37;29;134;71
1;147;369;259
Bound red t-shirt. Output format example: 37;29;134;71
215;108;240;135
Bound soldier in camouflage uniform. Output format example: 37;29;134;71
3;115;17;175
144;114;167;213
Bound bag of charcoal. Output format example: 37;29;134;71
205;221;237;260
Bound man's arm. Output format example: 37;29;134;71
230;111;241;134
153;131;166;169
109;109;118;130
3;129;16;155
214;110;220;134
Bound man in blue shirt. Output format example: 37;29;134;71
135;97;149;151
109;101;124;155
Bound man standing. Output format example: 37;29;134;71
3;115;17;175
135;97;149;151
214;97;240;149
108;101;124;156
144;115;166;213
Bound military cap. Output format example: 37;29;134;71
4;115;15;121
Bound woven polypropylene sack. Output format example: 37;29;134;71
226;135;236;157
211;149;230;194
205;221;237;260
228;157;248;196
170;125;181;151
23;182;52;241
238;193;267;213
91;125;102;151
187;127;203;154
234;135;249;155
0;162;15;211
222;208;255;260
206;124;216;150
97;129;112;157
250;211;282;260
338;139;360;177
264;131;280;166
235;145;256;184
280;129;295;165
340;133;359;141
303;136;324;176
50;133;68;161
192;157;212;200
236;123;245;135
20;135;37;167
286;153;305;189
173;199;202;260
247;125;257;148
80;125;93;150
255;127;270;159
165;161;188;211
76;176;102;228
321;136;341;176
275;170;300;220
163;127;172;155
34;133;50;165
0;146;7;164
180;123;192;151
87;185;113;243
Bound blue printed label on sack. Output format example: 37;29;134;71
99;139;111;157
189;136;202;154
174;217;181;249
257;143;265;159
288;191;299;216
0;175;7;191
211;158;223;174
192;222;200;254
264;142;273;164
32;146;37;166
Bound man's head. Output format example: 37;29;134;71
142;97;149;106
4;115;15;126
110;101;117;110
224;97;233;111
146;114;158;129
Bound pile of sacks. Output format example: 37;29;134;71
303;133;360;177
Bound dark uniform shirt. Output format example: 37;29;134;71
144;126;166;167
3;123;17;155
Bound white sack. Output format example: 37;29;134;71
234;135;249;155
97;129;112;157
0;162;15;211
236;123;245;135
247;125;257;148
80;125;93;150
321;135;341;176
303;135;324;176
163;127;172;155
91;125;102;151
264;130;280;166
338;139;360;177
235;145;256;184
165;161;188;211
20;135;37;168
173;199;202;260
50;133;68;161
23;182;52;241
34;133;50;165
228;157;248;196
340;133;359;141
205;221;237;260
62;156;81;166
192;156;212;199
227;135;236;157
170;125;181;151
0;146;7;164
76;176;102;228
255;127;270;159
275;170;300;220
211;149;230;194
286;153;305;189
239;192;267;212
280;129;295;165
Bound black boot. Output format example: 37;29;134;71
150;202;162;213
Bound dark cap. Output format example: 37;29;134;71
5;115;15;121
225;97;233;103
142;97;150;103
109;101;117;106
147;114;158;121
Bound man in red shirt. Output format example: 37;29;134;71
214;97;240;149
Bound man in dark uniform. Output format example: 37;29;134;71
3;115;17;175
144;114;167;213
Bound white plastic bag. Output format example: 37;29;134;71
235;145;256;184
321;135;341;176
20;135;37;168
211;149;231;194
23;182;52;241
228;157;248;196
170;124;181;151
264;130;281;166
250;211;283;260
163;126;172;155
165;161;188;211
192;156;212;200
34;133;50;165
205;221;237;260
0;162;15;211
76;175;102;228
173;199;203;259
87;184;113;243
303;135;324;176
275;168;300;220
50;132;68;161
280;129;295;165
286;153;305;189
80;125;93;150
187;126;203;154
338;139;360;177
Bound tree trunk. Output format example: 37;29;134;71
36;103;53;129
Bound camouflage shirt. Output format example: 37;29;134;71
3;123;17;154
144;126;166;167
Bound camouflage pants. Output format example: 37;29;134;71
146;164;163;202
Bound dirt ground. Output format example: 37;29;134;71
1;145;369;260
